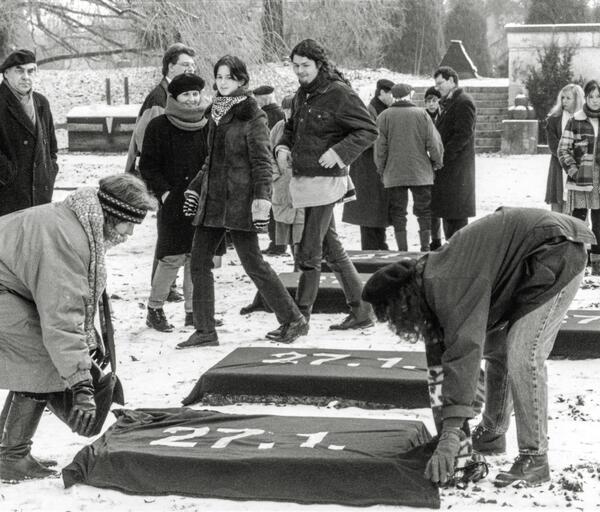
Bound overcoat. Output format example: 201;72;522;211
544;114;564;204
0;81;58;217
190;96;272;232
342;96;390;228
0;202;93;392
431;88;476;219
140;114;209;259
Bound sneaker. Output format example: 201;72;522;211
146;307;174;332
493;454;550;488
176;330;219;349
166;289;184;302
329;312;374;331
184;313;223;328
472;424;506;455
269;317;309;344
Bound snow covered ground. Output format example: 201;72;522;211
2;153;599;511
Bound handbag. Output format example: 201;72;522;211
47;290;124;437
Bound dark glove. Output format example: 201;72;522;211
425;427;464;485
183;191;200;217
67;380;97;436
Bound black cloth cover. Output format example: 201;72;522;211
551;309;600;359
183;347;429;408
321;250;424;273
62;408;439;508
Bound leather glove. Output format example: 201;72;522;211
425;427;464;485
183;190;200;217
68;380;97;436
251;198;271;233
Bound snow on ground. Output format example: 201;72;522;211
2;153;600;512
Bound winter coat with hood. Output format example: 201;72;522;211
0;80;58;217
431;87;476;219
189;94;273;231
0;202;93;393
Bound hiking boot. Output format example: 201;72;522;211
185;313;223;328
166;289;184;302
269;317;309;344
472;424;506;455
329;312;374;331
176;330;219;349
146;307;174;332
494;454;550;488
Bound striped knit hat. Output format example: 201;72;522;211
97;189;148;224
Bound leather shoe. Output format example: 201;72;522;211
184;313;223;328
472;424;506;455
0;454;58;481
494;454;550;487
329;312;374;330
166;289;184;302
176;331;219;349
268;317;309;344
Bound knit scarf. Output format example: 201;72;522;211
211;91;247;125
584;103;600;119
5;80;36;125
63;187;107;351
164;95;208;131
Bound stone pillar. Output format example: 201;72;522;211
501;119;538;154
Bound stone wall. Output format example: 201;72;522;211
506;23;600;103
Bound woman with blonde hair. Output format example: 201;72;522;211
545;84;584;212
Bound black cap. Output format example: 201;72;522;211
391;83;413;98
253;85;275;96
167;73;205;98
377;79;394;92
0;49;36;73
424;86;441;99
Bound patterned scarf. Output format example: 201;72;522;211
164;95;208;132
211;93;247;125
63;187;107;350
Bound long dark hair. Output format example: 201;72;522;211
289;39;350;87
213;55;249;86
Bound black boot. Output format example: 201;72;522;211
472;424;506;455
0;394;58;481
494;454;550;487
146;307;174;332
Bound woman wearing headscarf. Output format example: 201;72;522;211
140;73;210;332
181;55;307;348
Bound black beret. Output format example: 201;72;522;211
377;79;394;91
253;85;274;95
167;73;205;98
0;49;36;73
362;260;417;307
424;86;441;99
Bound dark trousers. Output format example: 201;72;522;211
359;226;388;250
571;208;600;253
295;203;370;318
431;217;468;241
388;185;432;232
190;226;300;331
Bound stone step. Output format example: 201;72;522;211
477;121;504;131
477;107;508;116
476;113;506;123
475;129;502;138
476;145;502;153
476;137;503;146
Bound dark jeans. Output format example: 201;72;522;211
191;226;301;331
359;226;388;250
388;185;432;232
431;217;468;241
295;203;371;319
571;208;600;253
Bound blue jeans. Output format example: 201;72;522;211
481;271;584;455
295;202;372;319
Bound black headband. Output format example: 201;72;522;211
97;190;147;224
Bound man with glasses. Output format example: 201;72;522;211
0;49;58;218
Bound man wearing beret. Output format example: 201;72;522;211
0;49;58;217
362;207;594;487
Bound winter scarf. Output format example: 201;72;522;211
211;90;247;125
164;95;208;131
63;187;107;351
5;79;36;125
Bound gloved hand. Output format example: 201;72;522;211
183;190;200;217
251;198;271;233
67;380;97;436
425;427;464;485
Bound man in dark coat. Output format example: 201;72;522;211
253;84;287;255
0;49;58;218
276;39;378;331
342;78;394;250
430;66;476;249
363;207;594;488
